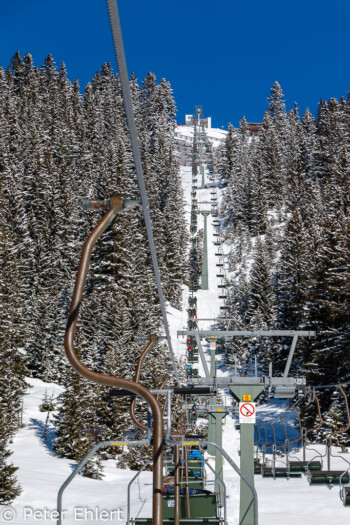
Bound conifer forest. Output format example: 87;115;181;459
0;50;349;516
216;81;350;442
0;52;189;497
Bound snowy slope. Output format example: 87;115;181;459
6;125;350;525
172;126;350;525
9;378;154;524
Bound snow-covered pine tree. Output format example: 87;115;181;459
217;123;238;187
247;239;278;373
267;81;287;138
322;393;349;449
0;414;21;504
302;216;350;389
300;107;318;180
255;111;285;209
53;343;105;479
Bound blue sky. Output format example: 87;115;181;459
1;0;349;129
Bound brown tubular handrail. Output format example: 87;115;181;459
254;422;261;445
303;392;324;461
130;344;171;432
332;386;350;437
268;422;276;447
174;446;180;525
183;445;191;518
276;417;288;450
128;338;185;525
158;375;170;417
64;197;163;525
288;409;302;446
130;335;158;432
306;392;323;436
260;422;268;448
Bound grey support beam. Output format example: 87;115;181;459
194;333;210;377
178;330;316;338
283;335;298;378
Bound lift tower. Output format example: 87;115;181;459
178;329;315;525
201;211;210;290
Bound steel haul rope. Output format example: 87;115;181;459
105;0;179;384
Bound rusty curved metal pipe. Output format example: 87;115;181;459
288;409;302;446
183;445;191;518
64;197;163;525
130;346;171;432
158;375;170;417
260;422;268;448
130;351;182;442
254;422;261;445
306;393;324;435
174;445;180;525
268;422;276;446
276;417;288;449
130;335;158;431
332;386;350;437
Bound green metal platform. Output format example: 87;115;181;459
163;493;218;518
307;470;350;484
289;460;322;472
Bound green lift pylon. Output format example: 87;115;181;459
199;138;205;189
230;385;264;525
207;339;217;453
178;329;316;525
201;211;210;290
207;337;227;507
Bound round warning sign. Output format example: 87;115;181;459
239;402;256;424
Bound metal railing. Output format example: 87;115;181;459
166;439;258;525
57;439;149;525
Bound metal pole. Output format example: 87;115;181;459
204;459;227;523
213;411;227;501
127;460;152;525
327;435;331;471
57;440;149;525
105;0;179;384
230;385;264;525
272;445;277;474
184;446;191;518
194;333;210;377
167;439;258;525
199;137;205;189
130;335;158;431
201;213;209;290
302;427;307;461
64;198;164;525
283;335;298;378
208;342;217;456
174;446;180;525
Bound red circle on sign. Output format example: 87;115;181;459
240;403;255;417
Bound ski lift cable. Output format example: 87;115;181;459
311;381;350;390
105;0;179;384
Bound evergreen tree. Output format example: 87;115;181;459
267;81;287;137
0;416;21;504
0;52;187;481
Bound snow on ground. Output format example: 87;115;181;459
172;133;350;525
5;125;350;525
9;378;154;524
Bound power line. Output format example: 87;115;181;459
105;0;179;384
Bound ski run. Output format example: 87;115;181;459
4;123;349;525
